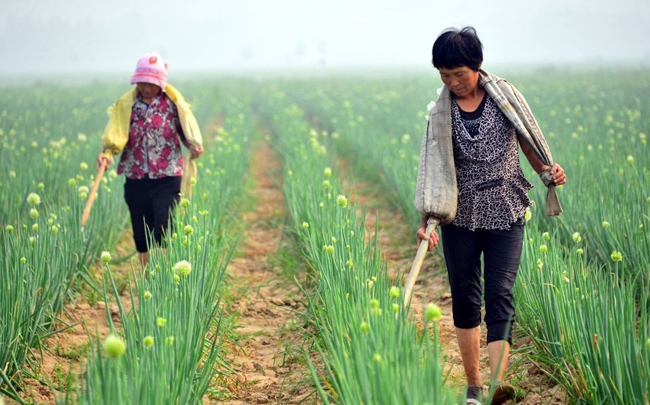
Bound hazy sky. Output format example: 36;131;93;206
1;0;649;75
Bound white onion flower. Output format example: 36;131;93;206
26;193;41;205
173;260;192;277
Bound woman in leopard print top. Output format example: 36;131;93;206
450;93;533;231
415;27;566;405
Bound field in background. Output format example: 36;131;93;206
1;68;648;404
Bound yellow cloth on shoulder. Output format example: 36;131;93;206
102;83;202;196
102;83;202;155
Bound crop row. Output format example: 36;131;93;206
280;71;650;403
0;86;129;401
260;87;458;404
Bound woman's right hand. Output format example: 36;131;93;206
97;151;113;170
189;145;204;159
417;217;440;251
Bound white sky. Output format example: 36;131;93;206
0;0;649;75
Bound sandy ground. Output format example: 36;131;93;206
211;140;318;405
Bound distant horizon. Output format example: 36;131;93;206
1;57;649;83
2;0;649;77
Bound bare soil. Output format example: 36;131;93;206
212;140;317;405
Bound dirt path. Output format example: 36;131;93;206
214;140;316;405
337;159;566;404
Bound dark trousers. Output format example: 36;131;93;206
124;176;181;253
440;217;525;344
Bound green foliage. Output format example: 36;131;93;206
260;88;458;404
275;70;650;404
66;84;252;405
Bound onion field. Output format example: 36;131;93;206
1;69;649;404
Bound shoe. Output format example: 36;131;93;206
489;383;515;405
466;385;483;405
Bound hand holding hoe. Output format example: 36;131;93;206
404;217;439;308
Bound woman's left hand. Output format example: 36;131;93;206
189;145;204;159
541;163;566;185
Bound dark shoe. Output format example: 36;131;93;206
466;385;483;404
489;383;515;405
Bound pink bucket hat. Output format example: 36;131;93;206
130;52;168;89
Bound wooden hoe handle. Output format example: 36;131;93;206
81;160;108;228
404;217;440;308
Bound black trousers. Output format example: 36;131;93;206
124;176;181;253
440;217;525;344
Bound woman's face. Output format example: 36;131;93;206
438;66;480;98
136;82;162;100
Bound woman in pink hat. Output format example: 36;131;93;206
97;52;204;266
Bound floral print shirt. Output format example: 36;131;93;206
117;92;185;179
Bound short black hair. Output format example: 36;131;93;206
432;27;483;71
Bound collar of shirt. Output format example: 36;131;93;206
135;91;164;111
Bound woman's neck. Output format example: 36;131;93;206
139;92;160;105
455;85;484;102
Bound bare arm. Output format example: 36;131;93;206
175;111;204;158
517;134;567;185
517;133;545;174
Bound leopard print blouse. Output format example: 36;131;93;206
450;94;533;231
